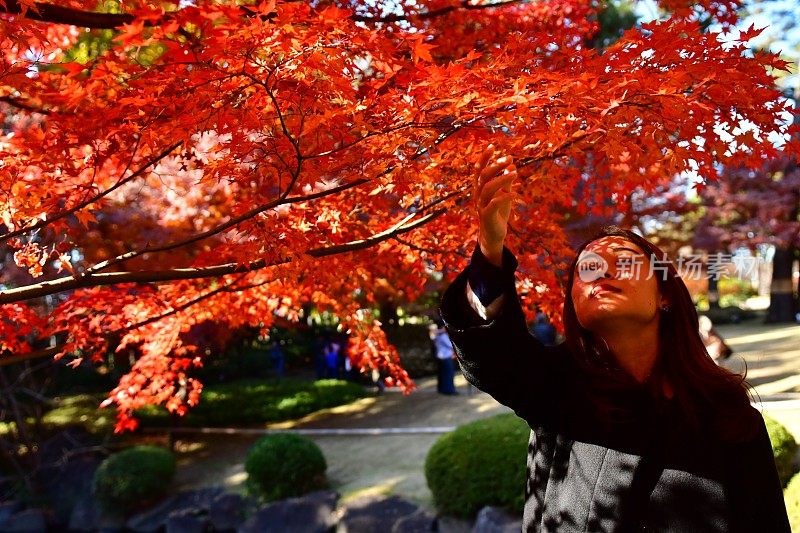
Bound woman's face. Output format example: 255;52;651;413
570;236;665;334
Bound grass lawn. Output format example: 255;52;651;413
34;378;368;434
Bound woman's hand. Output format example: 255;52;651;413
475;144;518;267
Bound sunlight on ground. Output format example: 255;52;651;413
224;471;247;488
174;440;205;453
723;325;800;346
339;477;404;504
714;323;800;398
717;322;800;438
752;375;800;397
267;397;378;429
468;397;511;414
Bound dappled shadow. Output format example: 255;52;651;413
643;470;729;531
712;323;800;395
527;432;640;532
171;433;260;491
525;429;737;531
740;370;800;389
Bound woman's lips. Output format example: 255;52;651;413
591;284;621;297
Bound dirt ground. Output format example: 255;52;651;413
169;320;800;510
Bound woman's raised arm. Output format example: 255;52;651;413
438;145;573;427
474;143;517;269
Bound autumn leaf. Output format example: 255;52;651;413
410;36;437;64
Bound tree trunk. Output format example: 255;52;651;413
766;246;797;323
794;258;800;323
379;300;399;328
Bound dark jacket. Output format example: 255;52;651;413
439;261;791;532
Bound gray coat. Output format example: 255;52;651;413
439;266;790;532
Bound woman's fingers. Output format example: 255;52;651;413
482;156;512;183
474;145;517;263
473;145;496;193
480;191;519;246
479;168;517;209
475;143;495;173
482;190;518;217
475;147;512;191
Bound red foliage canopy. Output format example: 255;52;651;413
0;0;796;430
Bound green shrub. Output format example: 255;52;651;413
425;413;529;519
92;445;176;512
786;472;800;532
245;433;327;501
764;414;799;487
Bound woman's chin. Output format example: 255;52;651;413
579;307;658;332
577;313;613;333
577;305;633;330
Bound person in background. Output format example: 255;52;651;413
268;340;286;378
531;307;557;346
313;332;328;379
324;337;341;379
432;320;459;395
699;315;734;364
338;334;357;381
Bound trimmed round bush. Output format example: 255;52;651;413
425;413;529;518
764;414;798;487
245;433;327;501
92;445;176;512
786;472;800;532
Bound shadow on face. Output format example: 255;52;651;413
570;236;664;334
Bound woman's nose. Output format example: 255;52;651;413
602;261;616;280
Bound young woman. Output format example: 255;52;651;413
438;146;791;532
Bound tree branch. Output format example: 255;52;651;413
0;142;182;242
0;346;60;367
0;208;446;304
2;0;525;29
84;176;371;274
0;96;51;115
122;273;253;332
85;116;449;274
0;276;273;368
392;236;469;258
1;0;135;28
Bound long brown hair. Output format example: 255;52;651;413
562;226;756;441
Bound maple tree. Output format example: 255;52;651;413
1;0;798;431
695;154;800;322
